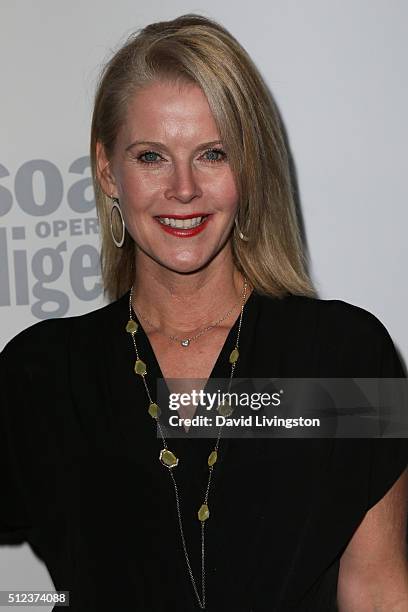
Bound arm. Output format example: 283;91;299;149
337;466;408;611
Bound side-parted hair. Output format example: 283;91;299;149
90;13;316;301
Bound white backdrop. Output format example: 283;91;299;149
1;1;407;607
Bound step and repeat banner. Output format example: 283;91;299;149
1;0;407;607
0;155;102;320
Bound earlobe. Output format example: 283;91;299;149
95;140;117;196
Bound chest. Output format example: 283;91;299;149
146;326;233;420
147;325;233;380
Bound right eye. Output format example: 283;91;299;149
137;151;163;164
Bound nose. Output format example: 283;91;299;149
164;163;203;203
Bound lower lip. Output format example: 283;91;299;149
154;216;212;238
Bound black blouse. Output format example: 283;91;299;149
1;288;407;611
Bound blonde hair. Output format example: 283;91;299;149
90;13;316;301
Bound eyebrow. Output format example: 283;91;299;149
125;139;223;152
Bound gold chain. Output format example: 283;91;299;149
132;293;241;347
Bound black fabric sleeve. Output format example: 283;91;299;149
0;317;68;546
367;321;408;511
0;341;32;544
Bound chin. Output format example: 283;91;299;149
165;262;209;275
157;254;214;275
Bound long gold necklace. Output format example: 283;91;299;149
125;278;249;610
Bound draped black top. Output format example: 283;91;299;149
1;288;407;611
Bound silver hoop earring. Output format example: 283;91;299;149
110;197;125;248
234;216;249;242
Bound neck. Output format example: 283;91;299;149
131;251;250;335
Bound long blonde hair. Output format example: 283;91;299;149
90;13;316;301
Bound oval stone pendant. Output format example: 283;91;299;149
217;400;234;417
134;359;147;376
125;320;138;334
181;339;190;347
159;448;179;468
208;450;218;467
198;503;210;522
229;348;239;364
148;403;161;419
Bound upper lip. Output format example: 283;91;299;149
154;213;211;219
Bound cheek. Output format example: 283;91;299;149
213;174;239;210
118;171;161;209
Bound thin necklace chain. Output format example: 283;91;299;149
126;278;249;610
132;292;241;347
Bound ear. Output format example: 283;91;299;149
95;140;117;197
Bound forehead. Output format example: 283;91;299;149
121;80;220;141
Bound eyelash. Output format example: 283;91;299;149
136;148;227;165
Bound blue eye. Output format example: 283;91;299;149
138;151;161;164
203;149;226;162
136;148;226;165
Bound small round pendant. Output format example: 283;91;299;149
181;339;190;347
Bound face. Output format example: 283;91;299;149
97;80;239;274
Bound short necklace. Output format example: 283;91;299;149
132;294;241;347
125;278;249;610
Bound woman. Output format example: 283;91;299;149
1;13;407;612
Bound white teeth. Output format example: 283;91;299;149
157;216;205;229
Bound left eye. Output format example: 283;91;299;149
202;149;226;162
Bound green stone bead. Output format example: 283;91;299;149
134;359;147;376
217;400;234;417
198;503;210;522
148;403;161;419
229;348;239;364
126;320;138;334
159;448;179;468
208;450;218;467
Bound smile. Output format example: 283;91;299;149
154;214;212;237
156;216;208;228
